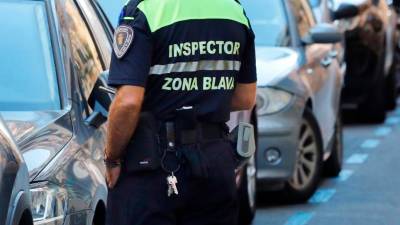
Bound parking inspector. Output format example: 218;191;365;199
104;0;257;224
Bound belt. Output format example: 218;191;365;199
160;121;228;146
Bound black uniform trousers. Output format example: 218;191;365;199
106;140;238;225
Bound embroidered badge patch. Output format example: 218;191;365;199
113;25;134;59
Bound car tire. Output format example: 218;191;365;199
385;55;398;111
324;112;343;177
282;108;323;203
238;156;257;225
18;210;33;225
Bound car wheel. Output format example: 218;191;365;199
18;210;33;225
283;108;323;203
238;156;256;225
324;112;343;177
92;203;106;225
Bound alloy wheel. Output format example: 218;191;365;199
289;120;318;190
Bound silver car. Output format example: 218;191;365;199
0;116;33;225
0;0;114;224
242;0;344;202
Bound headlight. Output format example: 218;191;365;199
256;87;293;115
30;184;67;224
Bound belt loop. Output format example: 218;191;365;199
165;122;175;148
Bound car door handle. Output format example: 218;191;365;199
99;86;116;95
320;57;332;68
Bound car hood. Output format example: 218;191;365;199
1;111;72;181
256;47;300;87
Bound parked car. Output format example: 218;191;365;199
241;0;344;202
324;0;398;121
94;1;258;224
0;0;114;224
0;116;33;225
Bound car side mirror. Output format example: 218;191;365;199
332;3;359;20
302;23;343;45
85;70;115;128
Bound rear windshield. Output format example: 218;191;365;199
0;1;60;111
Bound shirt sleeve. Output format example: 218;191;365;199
237;27;257;84
108;7;153;88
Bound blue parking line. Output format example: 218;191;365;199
309;189;336;203
385;117;400;125
374;127;392;137
336;169;354;182
360;139;381;149
284;212;315;225
346;153;369;164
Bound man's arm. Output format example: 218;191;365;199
231;82;257;111
105;85;145;161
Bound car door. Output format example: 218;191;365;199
0;131;14;225
288;0;340;150
55;0;109;221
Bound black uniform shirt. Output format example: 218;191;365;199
108;0;257;122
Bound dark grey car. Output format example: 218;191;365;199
0;0;114;224
0;116;32;225
313;0;399;122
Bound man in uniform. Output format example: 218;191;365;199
104;0;257;224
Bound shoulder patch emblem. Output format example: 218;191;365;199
113;25;134;59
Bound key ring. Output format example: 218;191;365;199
160;146;181;174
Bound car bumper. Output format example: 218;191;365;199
256;97;303;189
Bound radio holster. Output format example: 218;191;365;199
123;112;162;173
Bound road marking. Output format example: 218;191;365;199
346;153;369;164
385;117;400;125
374;127;392;137
309;189;336;203
336;169;354;182
360;139;381;149
284;212;315;225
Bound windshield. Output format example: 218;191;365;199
96;0;125;27
0;1;60;111
241;0;290;46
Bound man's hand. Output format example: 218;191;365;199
106;166;121;189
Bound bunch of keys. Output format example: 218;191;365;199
167;173;179;197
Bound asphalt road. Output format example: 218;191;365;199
254;100;400;225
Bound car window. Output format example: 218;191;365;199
76;0;112;66
57;0;103;107
309;0;322;7
241;0;291;47
0;1;61;111
289;0;316;38
96;0;125;27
